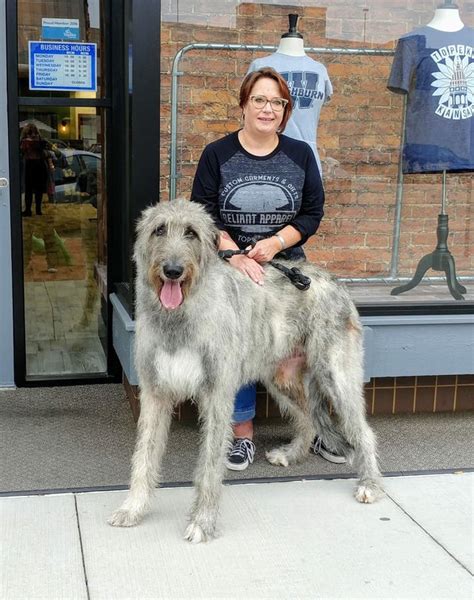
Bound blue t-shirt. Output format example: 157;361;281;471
388;26;474;173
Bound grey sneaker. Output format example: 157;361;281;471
225;438;256;471
311;436;346;464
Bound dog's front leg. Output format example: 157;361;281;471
184;392;234;543
108;390;173;527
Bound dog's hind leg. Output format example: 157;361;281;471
184;391;234;543
108;390;173;527
264;376;316;467
309;390;353;458
312;358;383;503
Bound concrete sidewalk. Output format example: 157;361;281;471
1;473;472;599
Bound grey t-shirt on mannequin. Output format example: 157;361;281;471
248;53;333;174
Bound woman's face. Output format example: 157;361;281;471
242;77;285;137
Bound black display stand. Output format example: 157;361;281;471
391;171;467;301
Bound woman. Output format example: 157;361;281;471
20;123;50;216
191;67;344;470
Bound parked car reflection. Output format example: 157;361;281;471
52;148;101;207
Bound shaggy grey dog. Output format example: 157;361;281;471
108;199;382;542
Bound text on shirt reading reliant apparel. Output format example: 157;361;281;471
430;44;474;120
224;213;295;225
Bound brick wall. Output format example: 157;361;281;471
160;1;473;278
124;374;474;421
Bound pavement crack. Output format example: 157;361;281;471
74;494;91;600
386;491;473;577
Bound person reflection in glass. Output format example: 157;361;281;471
20;122;58;273
20;123;52;217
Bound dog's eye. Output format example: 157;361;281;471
154;225;166;237
184;227;198;239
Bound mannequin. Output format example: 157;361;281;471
387;7;473;174
247;14;332;174
276;14;306;56
427;1;464;32
388;2;472;300
276;36;305;56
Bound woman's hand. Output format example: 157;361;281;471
247;237;281;264
229;254;265;285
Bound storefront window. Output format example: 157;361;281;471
19;106;107;376
17;0;104;99
161;1;473;308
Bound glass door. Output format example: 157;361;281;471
14;0;110;379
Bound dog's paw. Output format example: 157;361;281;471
265;448;289;467
107;508;142;527
355;482;384;504
184;522;212;544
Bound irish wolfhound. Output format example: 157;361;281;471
108;199;382;542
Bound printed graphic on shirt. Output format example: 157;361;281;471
219;175;300;245
430;44;474;120
280;71;323;109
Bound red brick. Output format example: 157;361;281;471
237;3;262;16
415;387;435;412
456;386;474;411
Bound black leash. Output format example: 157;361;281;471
218;245;311;291
267;261;311;291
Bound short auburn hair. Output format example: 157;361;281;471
239;67;293;133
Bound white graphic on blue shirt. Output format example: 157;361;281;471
430;45;474;120
280;71;324;109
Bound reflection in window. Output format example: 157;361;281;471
20;107;107;377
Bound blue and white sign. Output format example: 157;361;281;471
41;18;80;41
29;41;97;92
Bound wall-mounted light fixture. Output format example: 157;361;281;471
60;118;71;133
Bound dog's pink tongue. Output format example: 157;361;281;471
160;280;183;309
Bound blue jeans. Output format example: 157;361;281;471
232;383;256;423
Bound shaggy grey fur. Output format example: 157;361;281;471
108;200;383;542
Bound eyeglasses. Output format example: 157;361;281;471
249;95;288;112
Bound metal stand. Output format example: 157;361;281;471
391;171;467;301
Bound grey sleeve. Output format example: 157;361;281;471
387;37;416;94
246;58;259;75
325;70;333;102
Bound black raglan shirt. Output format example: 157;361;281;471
191;131;324;259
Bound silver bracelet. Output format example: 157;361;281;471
274;233;286;250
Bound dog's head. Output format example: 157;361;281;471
134;200;220;310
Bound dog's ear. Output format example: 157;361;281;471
133;204;158;266
213;229;220;250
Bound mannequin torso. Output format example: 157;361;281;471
426;8;464;32
248;46;332;172
276;37;305;56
